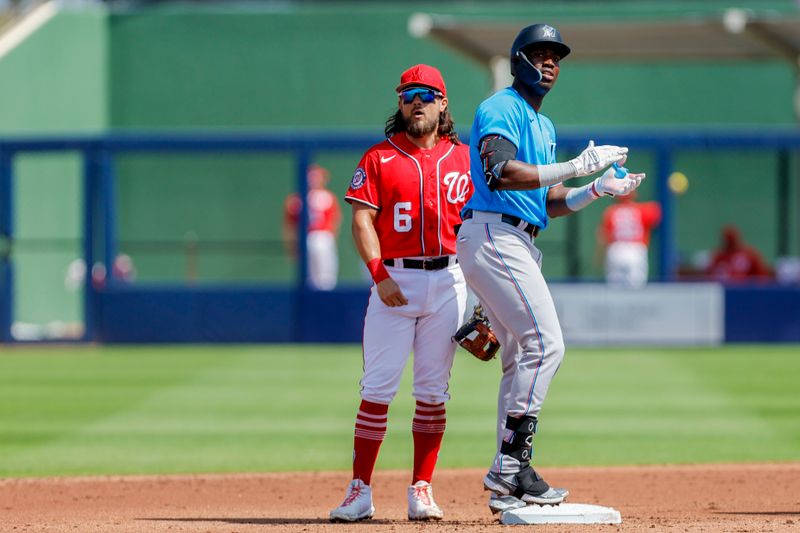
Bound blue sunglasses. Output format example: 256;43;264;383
399;87;442;104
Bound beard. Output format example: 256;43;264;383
404;113;439;138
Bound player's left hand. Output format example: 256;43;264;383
594;165;646;197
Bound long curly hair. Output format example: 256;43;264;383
384;106;460;145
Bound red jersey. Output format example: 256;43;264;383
601;201;661;246
284;189;341;233
345;134;472;259
707;247;772;282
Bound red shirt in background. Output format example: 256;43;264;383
284;164;342;234
706;226;772;282
600;200;661;246
284;188;341;233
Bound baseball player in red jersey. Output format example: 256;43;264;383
705;224;773;282
283;164;342;290
597;191;661;288
329;64;472;522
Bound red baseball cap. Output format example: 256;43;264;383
396;64;446;97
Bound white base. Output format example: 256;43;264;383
501;502;622;525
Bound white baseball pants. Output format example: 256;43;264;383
307;230;338;290
360;263;468;405
605;241;649;289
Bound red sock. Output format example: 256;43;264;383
352;399;388;486
412;401;446;484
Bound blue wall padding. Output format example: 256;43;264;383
725;286;800;342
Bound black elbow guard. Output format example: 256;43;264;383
479;135;517;191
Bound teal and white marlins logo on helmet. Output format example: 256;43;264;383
510;23;571;62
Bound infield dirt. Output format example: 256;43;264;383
2;463;798;532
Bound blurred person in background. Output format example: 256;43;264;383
330;64;471;523
705;224;772;282
282;163;342;290
596;190;661;288
65;253;137;292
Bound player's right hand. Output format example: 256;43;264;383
569;140;628;177
376;278;408;307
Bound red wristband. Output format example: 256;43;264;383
366;258;390;284
590;180;602;198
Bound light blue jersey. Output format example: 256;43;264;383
464;87;558;229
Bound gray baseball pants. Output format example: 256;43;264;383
456;210;565;474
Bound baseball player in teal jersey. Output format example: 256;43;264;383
455;24;646;514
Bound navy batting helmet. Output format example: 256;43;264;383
510;23;571;67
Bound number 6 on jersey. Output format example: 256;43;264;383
394;202;413;232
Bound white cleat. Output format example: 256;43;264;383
407;480;444;521
329;479;375;522
488;492;526;514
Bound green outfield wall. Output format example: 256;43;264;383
0;8;108;327
1;1;798;328
105;2;798;285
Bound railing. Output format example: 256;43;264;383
1;128;799;343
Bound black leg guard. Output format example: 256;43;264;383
499;415;537;462
499;416;552;498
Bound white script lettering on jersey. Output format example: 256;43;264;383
444;171;471;204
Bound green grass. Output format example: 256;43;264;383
0;344;798;477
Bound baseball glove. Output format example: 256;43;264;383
453;304;500;361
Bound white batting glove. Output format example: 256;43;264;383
569;140;628;177
593;166;646;197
